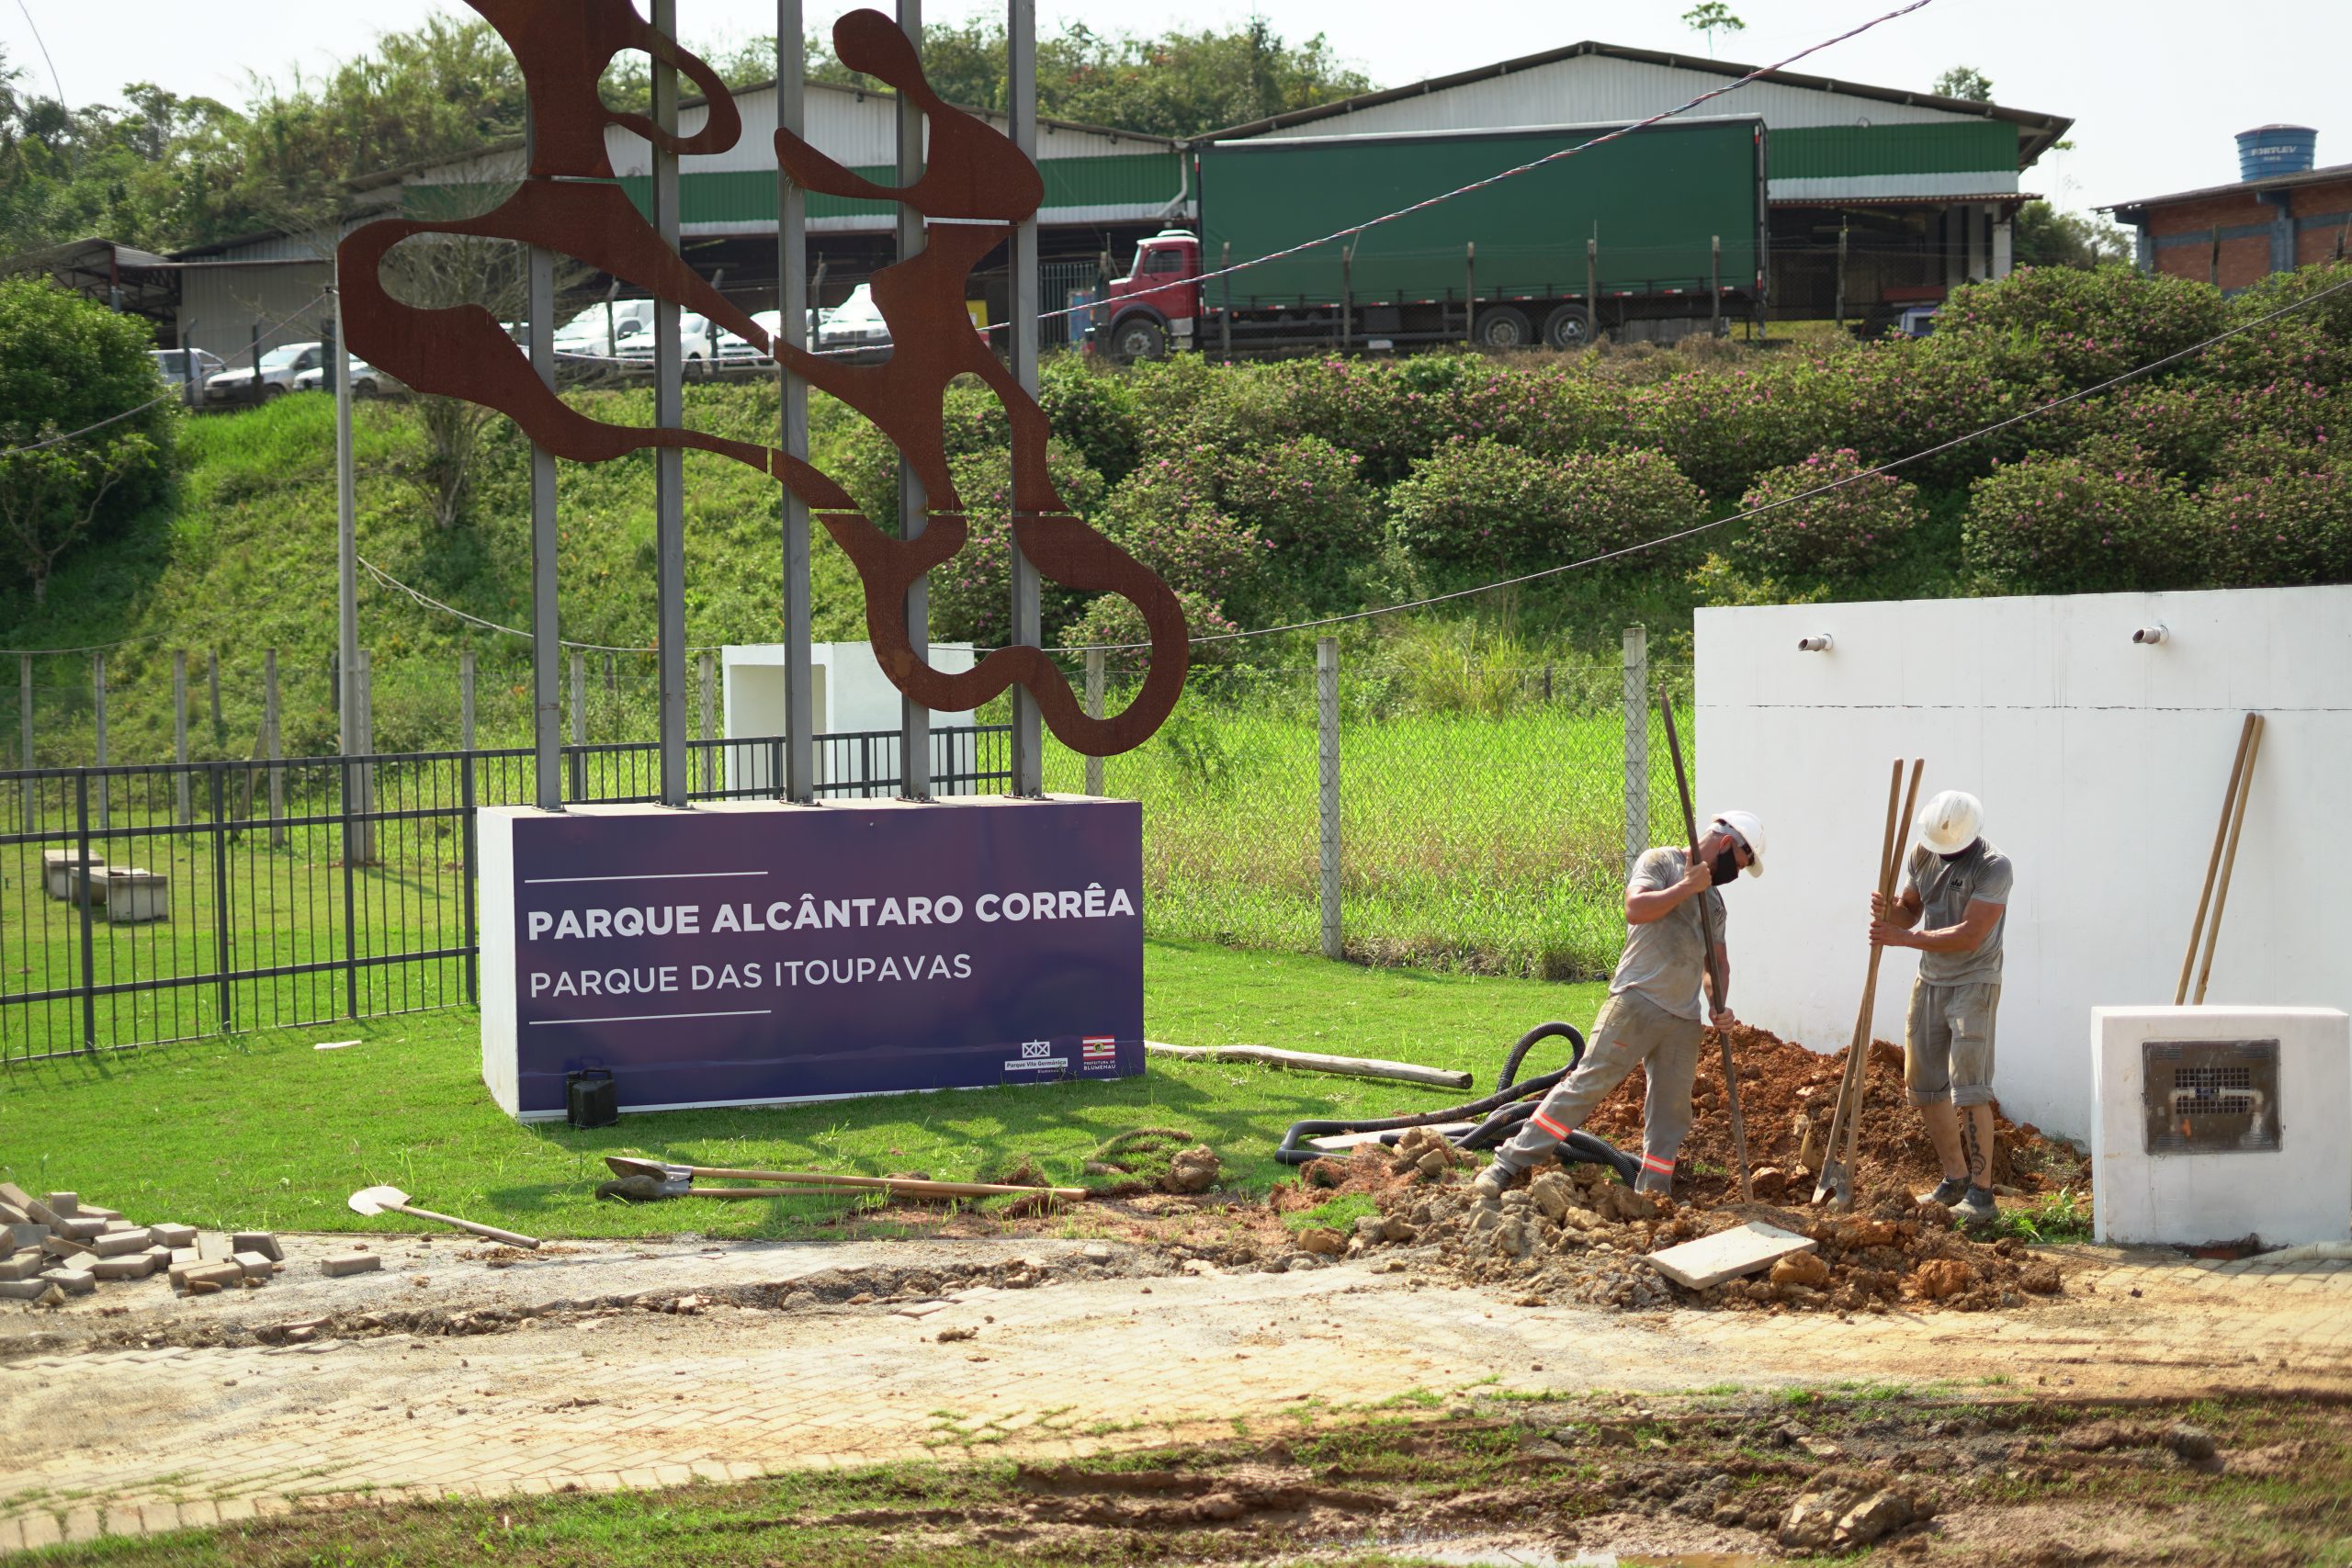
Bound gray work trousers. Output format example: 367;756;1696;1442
1489;988;1705;1193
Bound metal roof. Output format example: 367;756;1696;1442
1197;39;2072;167
2101;160;2352;221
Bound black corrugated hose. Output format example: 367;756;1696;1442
1272;1021;1640;1185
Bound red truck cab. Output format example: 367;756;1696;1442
1093;230;1202;363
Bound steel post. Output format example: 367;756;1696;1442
1007;0;1045;798
1623;624;1649;877
1317;637;1341;962
778;0;817;805
265;649;285;849
173;650;191;825
526;114;563;812
897;0;933;801
651;0;688;807
1084;649;1105;798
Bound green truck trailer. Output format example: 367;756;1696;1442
1093;115;1769;360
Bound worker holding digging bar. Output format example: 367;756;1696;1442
1473;811;1766;1203
1869;789;2012;1227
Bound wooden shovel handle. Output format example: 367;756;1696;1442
390;1203;542;1249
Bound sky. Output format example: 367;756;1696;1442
6;0;2349;217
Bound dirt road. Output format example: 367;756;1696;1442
3;1230;2346;1554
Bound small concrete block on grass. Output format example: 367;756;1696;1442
38;1268;96;1296
321;1253;383;1279
0;1181;35;1209
58;1217;107;1241
42;1192;78;1217
233;1232;285;1263
198;1235;232;1262
0;1200;26;1225
90;1228;154;1258
180;1262;243;1292
7;1224;49;1250
0;1278;52;1300
90;1254;159;1280
232;1251;276;1281
0;1253;45;1282
1645;1222;1817;1290
151;1224;198;1249
83;1205;122;1221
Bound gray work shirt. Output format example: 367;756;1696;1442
1907;838;2013;987
1611;846;1727;1021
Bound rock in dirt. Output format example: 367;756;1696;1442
1770;1251;1832;1290
2019;1262;2064;1294
1913;1258;1974;1300
2164;1423;2218;1463
1163;1145;1221;1194
1296;1227;1346;1258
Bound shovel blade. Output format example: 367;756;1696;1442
605;1155;689;1182
349;1184;410;1217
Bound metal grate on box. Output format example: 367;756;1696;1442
2143;1040;2281;1155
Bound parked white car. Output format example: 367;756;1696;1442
817;284;890;355
204;342;327;405
291;356;402;397
552;299;657;360
151;348;226;390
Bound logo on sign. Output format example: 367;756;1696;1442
1082;1036;1117;1070
1005;1038;1068;1074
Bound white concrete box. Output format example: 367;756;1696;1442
102;868;170;923
42;850;103;902
720;642;982;796
2091;1006;2351;1247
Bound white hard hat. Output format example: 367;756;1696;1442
1710;809;1767;878
1916;790;1984;856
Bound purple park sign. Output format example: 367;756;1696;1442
477;797;1146;1119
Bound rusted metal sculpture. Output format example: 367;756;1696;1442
338;4;1186;758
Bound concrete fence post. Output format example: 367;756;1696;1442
93;653;109;830
1623;624;1649;877
698;650;716;796
459;649;477;753
1084;649;1105;798
571;652;587;748
265;649;285;849
17;653;29;831
173;650;192;825
356;648;378;864
1317;637;1342;961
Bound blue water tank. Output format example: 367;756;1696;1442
2236;125;2318;181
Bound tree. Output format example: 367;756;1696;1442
0;277;172;604
2011;201;2132;270
1933;65;1995;103
1681;4;1746;55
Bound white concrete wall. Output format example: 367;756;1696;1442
720;642;978;795
2090;1006;2350;1246
1695;585;2352;1142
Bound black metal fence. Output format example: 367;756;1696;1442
0;727;1011;1064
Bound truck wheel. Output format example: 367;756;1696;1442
1543;305;1592;349
1111;317;1169;365
1474;307;1532;349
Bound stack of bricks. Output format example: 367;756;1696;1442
0;1181;284;1304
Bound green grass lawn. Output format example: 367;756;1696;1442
0;940;1603;1239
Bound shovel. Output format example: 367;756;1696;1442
602;1155;1088;1203
347;1184;542;1248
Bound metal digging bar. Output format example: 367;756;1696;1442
1657;682;1751;1202
1813;757;1923;1212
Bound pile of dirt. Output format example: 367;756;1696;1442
1582;1024;2089;1207
1372;1159;2066;1314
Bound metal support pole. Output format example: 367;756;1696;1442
571;652;587;749
249;321;261;391
778;0;816;806
17;653;29;829
1084;649;1105;797
1710;234;1722;336
460;649;477;752
1835;219;1849;330
1008;0;1044;798
1340;242;1352;351
1464;242;1476;346
1623;624;1650;878
1317;637;1341;962
1587;236;1599;344
651;0;689;807
265;649;285;849
173;650;191;825
93;653;108;829
1219;242;1232;360
526;118;563;813
334;273;361;775
897;0;932;801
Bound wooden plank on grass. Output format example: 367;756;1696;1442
1146;1042;1471;1090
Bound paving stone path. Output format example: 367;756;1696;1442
4;1237;2346;1554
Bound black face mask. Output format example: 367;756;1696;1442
1711;848;1741;886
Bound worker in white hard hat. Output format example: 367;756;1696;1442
1475;810;1766;1202
1870;789;2013;1225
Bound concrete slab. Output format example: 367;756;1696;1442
1645;1222;1816;1290
1306;1123;1476;1152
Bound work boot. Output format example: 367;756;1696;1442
1471;1162;1512;1208
1959;1185;1999;1227
1927;1176;1970;1208
1635;1172;1673;1200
